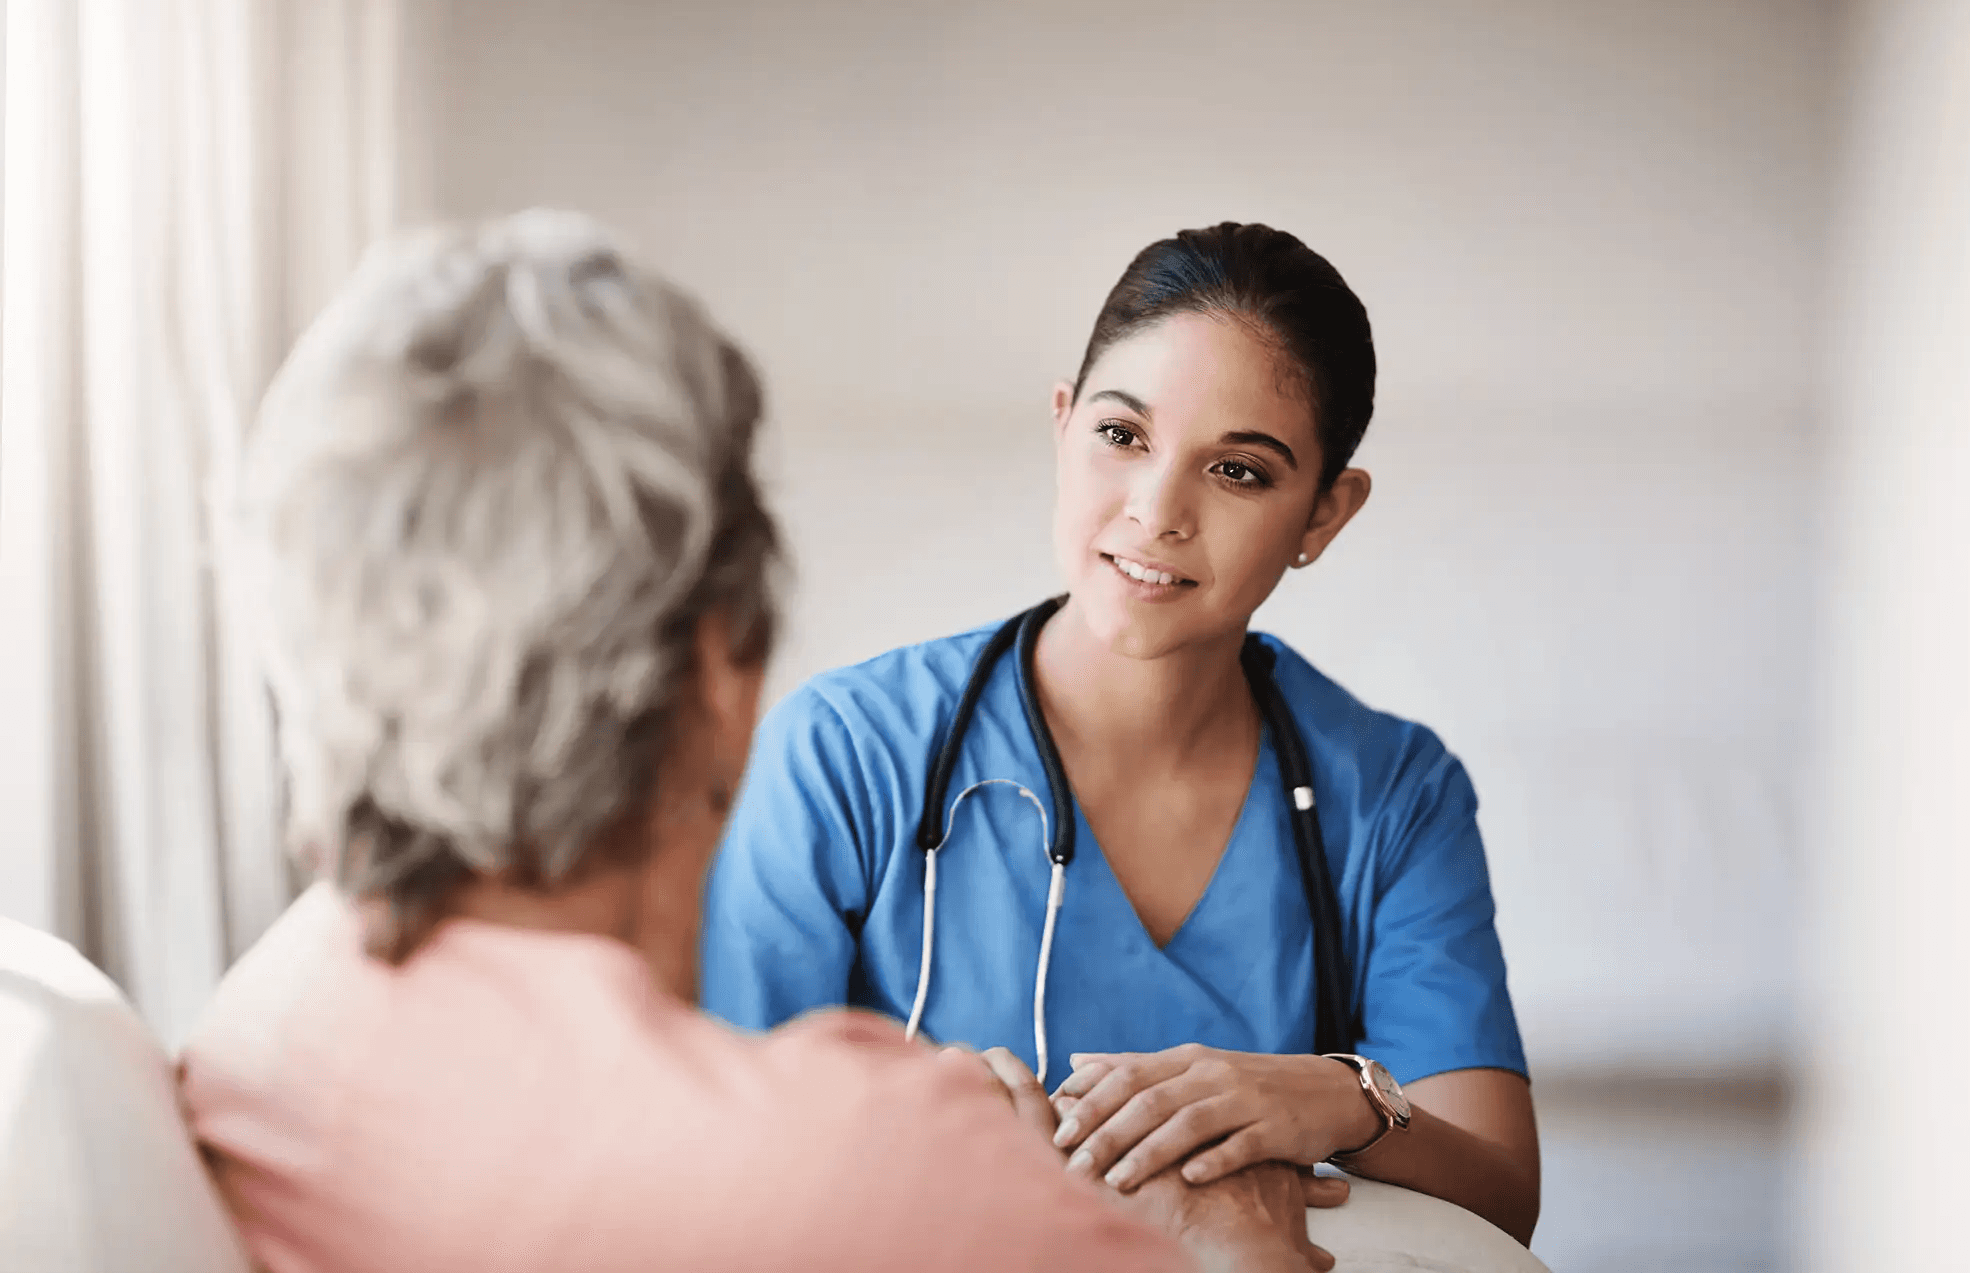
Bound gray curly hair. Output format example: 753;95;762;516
229;209;780;960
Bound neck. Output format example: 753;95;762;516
1032;595;1256;767
444;812;705;1004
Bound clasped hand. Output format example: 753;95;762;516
1050;1043;1381;1192
944;1044;1354;1271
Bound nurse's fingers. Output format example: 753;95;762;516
982;1046;1059;1143
1054;1051;1184;1111
1176;1125;1273;1186
1055;1052;1140;1099
1098;1093;1247;1192
1053;1067;1107;1113
1062;1073;1228;1184
1053;1061;1176;1157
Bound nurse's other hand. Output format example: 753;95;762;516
1052;1045;1380;1190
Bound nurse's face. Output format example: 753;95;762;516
1051;312;1370;658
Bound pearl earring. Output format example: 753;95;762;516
1296;552;1310;566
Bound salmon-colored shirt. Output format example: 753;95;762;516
179;886;1185;1273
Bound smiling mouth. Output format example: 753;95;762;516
1103;554;1198;588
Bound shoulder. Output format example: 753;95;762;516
1254;634;1475;814
793;621;1000;731
753;620;1006;771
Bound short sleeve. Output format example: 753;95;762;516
1356;746;1527;1085
699;686;879;1032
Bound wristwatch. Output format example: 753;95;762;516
1321;1053;1412;1161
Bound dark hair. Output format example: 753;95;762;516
1071;222;1376;489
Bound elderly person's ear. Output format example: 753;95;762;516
692;608;765;807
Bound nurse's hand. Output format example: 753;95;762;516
1051;1045;1380;1191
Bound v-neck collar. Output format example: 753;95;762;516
1005;631;1279;955
1065;732;1279;956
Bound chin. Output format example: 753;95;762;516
1074;587;1188;661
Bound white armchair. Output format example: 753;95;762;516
0;920;250;1273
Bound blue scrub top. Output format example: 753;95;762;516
700;621;1526;1090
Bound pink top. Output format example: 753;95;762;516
178;887;1185;1273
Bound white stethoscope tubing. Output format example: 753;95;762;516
903;778;1068;1086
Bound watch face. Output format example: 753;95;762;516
1366;1060;1412;1122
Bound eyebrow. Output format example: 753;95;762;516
1220;430;1299;471
1087;388;1153;417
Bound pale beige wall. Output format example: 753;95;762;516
419;0;1836;1067
1800;0;1970;1265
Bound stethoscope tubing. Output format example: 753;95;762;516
907;597;1361;1081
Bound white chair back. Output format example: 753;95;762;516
0;921;252;1273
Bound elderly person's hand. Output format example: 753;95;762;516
942;1041;1352;1270
1117;1160;1347;1273
937;1045;1059;1144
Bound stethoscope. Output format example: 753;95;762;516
904;595;1361;1086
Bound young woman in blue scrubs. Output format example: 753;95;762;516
700;223;1539;1243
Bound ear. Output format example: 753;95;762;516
1293;468;1372;568
1051;381;1076;439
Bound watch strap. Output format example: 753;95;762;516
1322;1053;1398;1162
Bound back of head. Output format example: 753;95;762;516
1073;222;1377;489
229;209;780;960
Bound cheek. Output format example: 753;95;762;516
1204;505;1300;603
1053;449;1123;544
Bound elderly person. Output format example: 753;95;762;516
178;210;1343;1273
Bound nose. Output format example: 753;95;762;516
1124;458;1195;541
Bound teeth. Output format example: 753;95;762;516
1115;557;1177;586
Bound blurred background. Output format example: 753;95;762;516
2;1;1964;1270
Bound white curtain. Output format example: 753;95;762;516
1800;0;1970;1266
0;0;425;1047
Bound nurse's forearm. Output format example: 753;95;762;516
1341;1103;1538;1245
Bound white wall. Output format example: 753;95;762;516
424;0;1834;1071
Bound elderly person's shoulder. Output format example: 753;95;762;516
180;883;662;1099
181;889;1185;1273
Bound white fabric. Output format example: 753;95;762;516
0;919;251;1273
0;0;421;1048
1308;1177;1551;1273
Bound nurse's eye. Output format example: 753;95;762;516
1095;420;1141;449
1213;458;1272;489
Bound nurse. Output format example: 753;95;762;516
701;222;1539;1244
